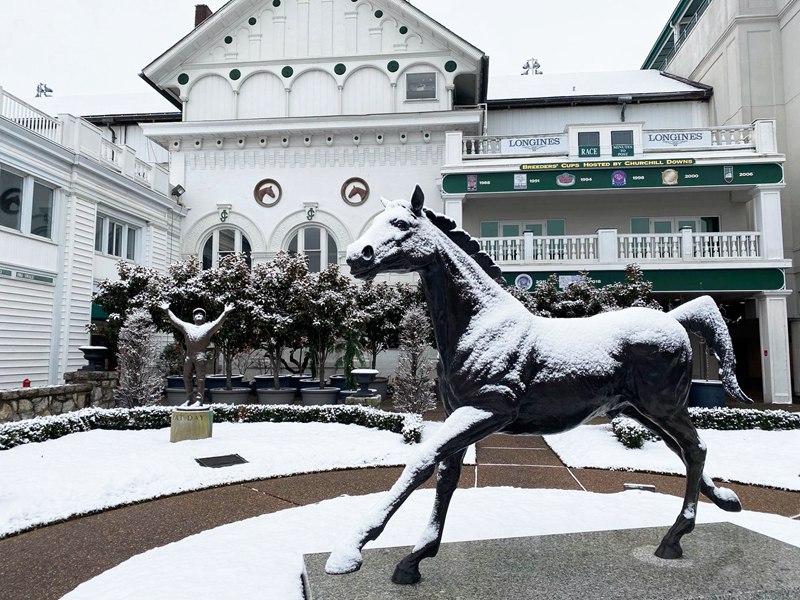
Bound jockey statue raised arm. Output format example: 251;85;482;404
160;302;235;405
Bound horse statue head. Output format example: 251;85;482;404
346;185;435;279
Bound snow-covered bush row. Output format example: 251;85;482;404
0;405;422;450
611;407;800;448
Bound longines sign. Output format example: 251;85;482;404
643;130;712;149
500;135;568;155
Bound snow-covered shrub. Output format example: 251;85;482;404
611;407;800;449
610;417;660;449
392;304;437;415
0;405;422;450
116;309;164;408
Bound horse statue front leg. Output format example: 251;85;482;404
392;448;467;584
325;406;508;577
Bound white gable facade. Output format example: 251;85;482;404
141;0;485;276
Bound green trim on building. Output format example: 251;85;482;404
224;36;233;44
443;163;783;194
281;66;294;78
399;26;408;34
387;60;399;73
229;69;241;80
91;304;109;320
177;73;189;85
248;17;257;25
445;60;458;73
503;268;785;293
334;63;347;75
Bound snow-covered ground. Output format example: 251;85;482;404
62;487;800;600
544;424;800;491
0;420;470;538
4;419;800;598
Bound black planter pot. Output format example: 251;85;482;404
688;380;726;408
329;374;347;390
252;374;294;391
166;375;185;389
209;387;251;405
257;388;297;405
301;386;340;405
78;346;107;371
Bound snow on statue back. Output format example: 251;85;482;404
327;185;752;584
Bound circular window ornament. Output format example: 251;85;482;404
224;36;233;44
341;177;369;206
334;63;347;75
281;66;294;78
248;17;257;25
375;9;383;18
514;273;534;291
230;69;241;80
399;25;408;35
387;60;399;73
445;60;458;73
273;0;281;6
254;178;283;207
178;73;190;85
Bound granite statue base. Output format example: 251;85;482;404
169;407;213;443
303;523;800;599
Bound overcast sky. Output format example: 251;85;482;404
0;0;678;100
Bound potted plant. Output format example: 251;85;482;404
293;265;365;405
250;252;309;405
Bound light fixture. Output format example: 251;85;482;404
171;184;186;198
35;83;53;97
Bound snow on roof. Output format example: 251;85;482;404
488;70;706;102
27;93;179;119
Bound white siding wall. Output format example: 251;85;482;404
289;70;339;117
0;277;55;388
150;226;170;273
342;67;392;114
186;76;235;121
239;73;287;119
58;197;96;375
487;102;709;136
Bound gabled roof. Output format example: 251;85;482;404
641;0;713;71
487;70;712;108
140;0;487;108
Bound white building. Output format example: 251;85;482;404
136;0;791;402
0;87;184;388
642;0;799;399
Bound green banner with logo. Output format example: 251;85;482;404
504;268;785;293
443;162;783;194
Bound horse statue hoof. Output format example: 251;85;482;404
391;560;421;585
325;546;363;575
654;541;683;560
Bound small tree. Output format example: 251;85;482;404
393;304;437;415
250;252;309;389
356;280;407;370
199;253;258;389
115;309;163;408
292;265;365;388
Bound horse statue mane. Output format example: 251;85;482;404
423;208;505;283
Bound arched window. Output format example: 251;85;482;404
288;226;338;272
202;228;251;269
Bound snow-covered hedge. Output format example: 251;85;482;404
0;405;423;450
611;407;800;449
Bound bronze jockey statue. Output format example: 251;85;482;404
160;302;235;405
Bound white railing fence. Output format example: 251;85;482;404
0;87;61;143
477;230;763;265
618;233;682;261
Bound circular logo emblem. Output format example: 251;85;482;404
341;177;369;206
514;274;534;291
254;179;282;207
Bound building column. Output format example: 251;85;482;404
756;291;792;403
442;194;465;228
750;184;785;260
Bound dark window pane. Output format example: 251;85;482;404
242;236;252;268
327;233;337;266
307;250;321;273
126;228;136;260
406;73;436;100
30;182;53;238
288;234;298;254
219;229;235;253
95;216;104;251
304;226;320;250
0;170;23;231
701;217;720;232
578;131;600;146
202;237;213;269
611;130;633;145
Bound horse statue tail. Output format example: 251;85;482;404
668;296;753;404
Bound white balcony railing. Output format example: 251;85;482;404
477;230;764;266
0;86;170;196
460;123;770;159
0;87;61;143
618;233;682;261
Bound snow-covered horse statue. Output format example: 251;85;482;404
326;185;751;584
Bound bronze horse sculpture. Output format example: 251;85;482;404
326;185;751;584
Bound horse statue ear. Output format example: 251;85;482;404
410;185;424;216
380;197;391;208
